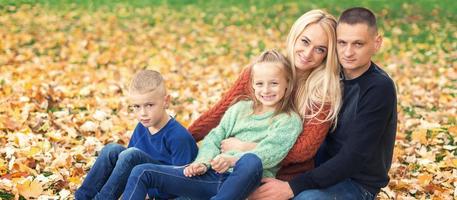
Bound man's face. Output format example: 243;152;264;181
336;23;382;79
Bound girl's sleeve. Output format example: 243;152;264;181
187;67;251;141
238;114;303;169
280;109;331;166
193;102;241;165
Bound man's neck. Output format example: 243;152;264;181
343;61;372;80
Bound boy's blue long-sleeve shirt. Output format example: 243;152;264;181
128;117;198;197
128;117;198;166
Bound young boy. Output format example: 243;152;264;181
75;70;198;200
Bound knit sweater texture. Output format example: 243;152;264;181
194;100;302;178
188;67;331;180
288;62;397;195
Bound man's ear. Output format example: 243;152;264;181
374;34;383;52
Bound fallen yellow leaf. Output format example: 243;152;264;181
448;126;457;136
417;174;433;186
411;129;428;144
16;179;43;199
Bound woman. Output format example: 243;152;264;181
188;9;341;181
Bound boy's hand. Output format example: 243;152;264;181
210;155;238;173
221;138;257;153
183;163;208;177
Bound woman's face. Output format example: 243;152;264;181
294;23;329;73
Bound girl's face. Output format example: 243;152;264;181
251;62;288;112
294;23;329;74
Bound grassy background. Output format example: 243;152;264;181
1;0;455;44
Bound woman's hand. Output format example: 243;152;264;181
210;155;238;173
183;163;208;177
221;138;257;153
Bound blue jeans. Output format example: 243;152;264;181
294;142;375;200
75;143;164;200
122;153;263;200
293;178;375;200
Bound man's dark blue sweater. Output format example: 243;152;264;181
289;62;397;195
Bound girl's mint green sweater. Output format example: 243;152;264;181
194;100;303;178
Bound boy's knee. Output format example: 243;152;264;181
118;147;141;162
100;143;125;156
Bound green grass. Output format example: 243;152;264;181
0;0;455;46
1;0;456;19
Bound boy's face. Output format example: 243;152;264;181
129;90;170;129
336;23;382;79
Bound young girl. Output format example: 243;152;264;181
122;50;303;200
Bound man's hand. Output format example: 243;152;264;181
210;155;238;173
221;137;257;153
248;178;294;200
183;163;207;177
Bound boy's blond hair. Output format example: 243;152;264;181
129;70;166;96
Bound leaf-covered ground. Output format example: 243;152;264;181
0;2;456;200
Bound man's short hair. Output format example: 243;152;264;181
129;70;166;95
339;7;377;32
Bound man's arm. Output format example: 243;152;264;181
288;81;396;194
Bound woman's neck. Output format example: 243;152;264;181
296;70;311;81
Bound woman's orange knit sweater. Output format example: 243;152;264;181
188;68;331;181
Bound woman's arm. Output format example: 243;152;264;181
280;109;331;166
235;114;303;169
220;137;257;153
220;108;331;161
188;67;251;141
193;101;244;166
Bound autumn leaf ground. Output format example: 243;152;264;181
0;1;456;199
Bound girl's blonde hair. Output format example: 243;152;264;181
286;9;342;125
244;49;296;117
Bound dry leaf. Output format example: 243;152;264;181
16;179;43;199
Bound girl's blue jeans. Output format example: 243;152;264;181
75;143;166;200
122;153;263;200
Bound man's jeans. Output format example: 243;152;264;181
292;178;375;200
75;143;163;200
292;141;376;200
122;153;263;200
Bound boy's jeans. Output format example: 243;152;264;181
122;153;263;200
75;143;163;200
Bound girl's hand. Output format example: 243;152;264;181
210;155;238;173
183;163;208;177
221;138;257;153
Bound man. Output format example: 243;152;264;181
249;7;397;200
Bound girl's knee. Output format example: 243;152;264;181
239;153;262;169
236;153;263;178
130;165;145;177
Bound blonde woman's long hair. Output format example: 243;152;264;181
286;9;342;126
